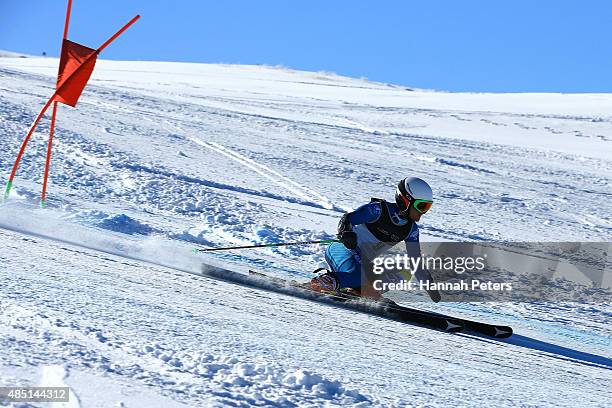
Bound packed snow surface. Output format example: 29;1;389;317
0;52;610;406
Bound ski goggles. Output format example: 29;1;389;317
399;195;433;214
413;199;433;214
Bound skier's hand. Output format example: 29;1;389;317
339;231;357;249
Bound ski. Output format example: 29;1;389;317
462;319;513;338
249;270;512;338
381;303;513;339
248;270;464;334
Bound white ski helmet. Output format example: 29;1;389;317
395;177;433;214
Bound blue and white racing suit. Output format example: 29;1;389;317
325;198;422;289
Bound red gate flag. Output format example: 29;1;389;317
55;39;98;107
3;0;139;205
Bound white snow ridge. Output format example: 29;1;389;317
0;55;611;407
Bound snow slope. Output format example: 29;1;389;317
1;224;610;407
0;53;611;406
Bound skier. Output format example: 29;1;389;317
310;177;439;301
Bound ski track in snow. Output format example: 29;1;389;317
193;139;339;211
0;57;611;406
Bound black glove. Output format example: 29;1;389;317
337;213;357;249
339;231;357;249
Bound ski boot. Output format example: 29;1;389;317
309;268;339;293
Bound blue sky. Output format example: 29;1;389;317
1;0;611;92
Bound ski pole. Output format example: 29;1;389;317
193;239;338;253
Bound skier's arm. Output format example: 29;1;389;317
404;225;441;302
404;224;422;275
339;202;382;230
403;224;429;281
337;202;382;249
